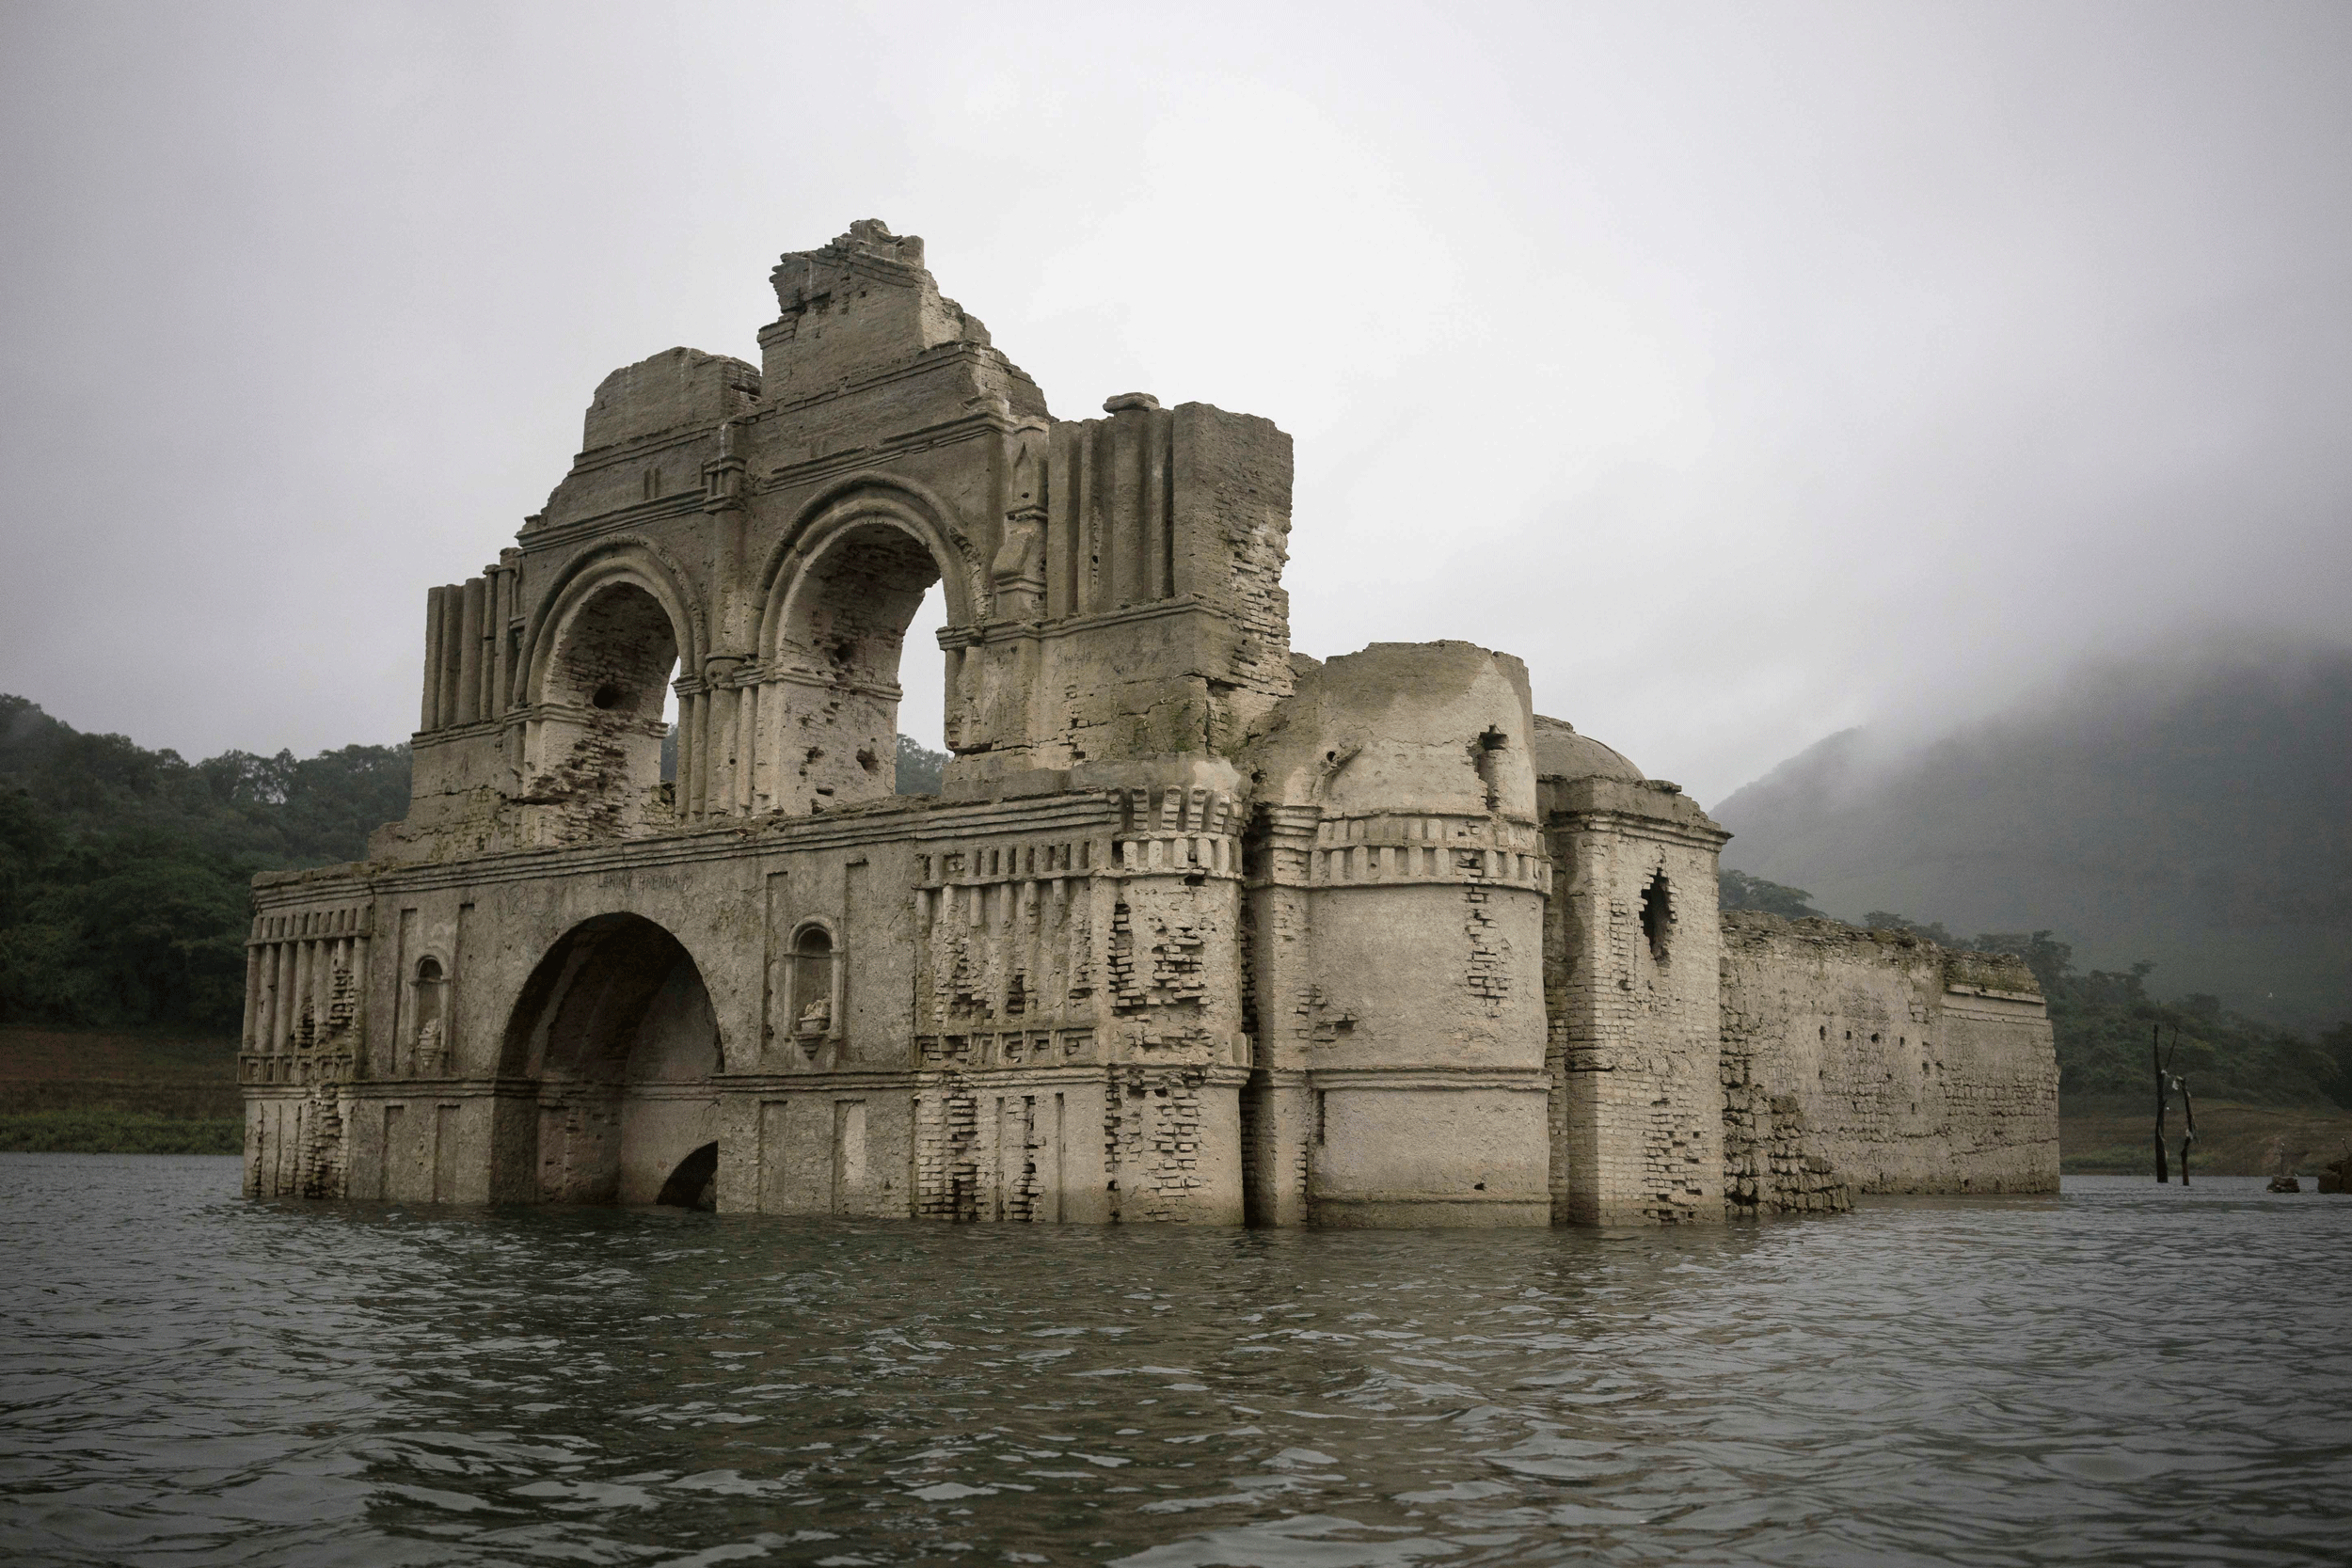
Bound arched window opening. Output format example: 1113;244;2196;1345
771;521;943;813
656;1142;719;1211
537;582;681;837
407;957;447;1078
1641;869;1674;963
788;923;840;1057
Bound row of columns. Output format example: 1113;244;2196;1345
674;664;760;821
245;928;370;1063
420;551;524;732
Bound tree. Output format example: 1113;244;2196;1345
897;733;948;795
1718;869;1822;918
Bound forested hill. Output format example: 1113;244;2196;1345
0;695;409;1036
1712;640;2352;1034
0;696;955;1040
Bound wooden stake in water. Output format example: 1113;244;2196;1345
2153;1025;2169;1184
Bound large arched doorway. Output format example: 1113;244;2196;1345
501;913;722;1205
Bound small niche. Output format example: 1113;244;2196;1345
787;924;839;1058
407;957;447;1077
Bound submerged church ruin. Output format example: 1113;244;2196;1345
242;221;2058;1223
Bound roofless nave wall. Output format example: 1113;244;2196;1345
242;221;2058;1223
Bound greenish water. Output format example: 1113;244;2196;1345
2;1156;2347;1566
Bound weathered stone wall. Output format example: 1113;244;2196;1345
246;780;1252;1222
1238;642;1553;1227
1719;912;2060;1202
1542;771;1731;1226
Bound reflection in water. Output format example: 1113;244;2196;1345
2;1157;2348;1566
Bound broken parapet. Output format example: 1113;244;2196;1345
1719;912;2059;1202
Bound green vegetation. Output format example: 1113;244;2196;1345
1;1026;243;1154
0;1110;240;1154
897;734;948;794
2057;1096;2352;1176
1718;869;1824;918
0;694;408;1035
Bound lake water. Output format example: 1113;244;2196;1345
1;1157;2346;1567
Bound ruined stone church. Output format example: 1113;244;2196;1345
242;221;2058;1223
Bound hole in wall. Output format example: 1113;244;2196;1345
1470;727;1509;811
1641;869;1673;962
591;683;624;710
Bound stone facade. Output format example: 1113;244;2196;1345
1718;913;2062;1208
241;220;2057;1224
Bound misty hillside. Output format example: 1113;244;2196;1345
1713;641;2352;1032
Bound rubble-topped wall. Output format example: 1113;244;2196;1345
1718;912;2059;1206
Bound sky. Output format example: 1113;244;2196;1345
2;0;2346;806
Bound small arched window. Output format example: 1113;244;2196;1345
1640;870;1674;964
787;924;840;1058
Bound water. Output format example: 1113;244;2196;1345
2;1158;2347;1567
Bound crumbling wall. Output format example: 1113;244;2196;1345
1719;912;2059;1198
1543;777;1730;1226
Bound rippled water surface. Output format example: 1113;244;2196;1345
3;1158;2349;1567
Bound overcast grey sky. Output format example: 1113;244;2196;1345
3;0;2346;804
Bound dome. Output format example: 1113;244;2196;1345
1531;713;1643;783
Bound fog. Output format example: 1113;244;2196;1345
4;0;2346;803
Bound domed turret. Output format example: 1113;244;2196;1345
1531;713;1643;784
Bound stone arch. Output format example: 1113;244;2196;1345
522;542;706;706
755;475;979;648
499;912;725;1204
517;545;707;836
752;478;977;809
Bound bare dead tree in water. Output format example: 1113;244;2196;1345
2175;1073;2197;1187
2153;1025;2170;1183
